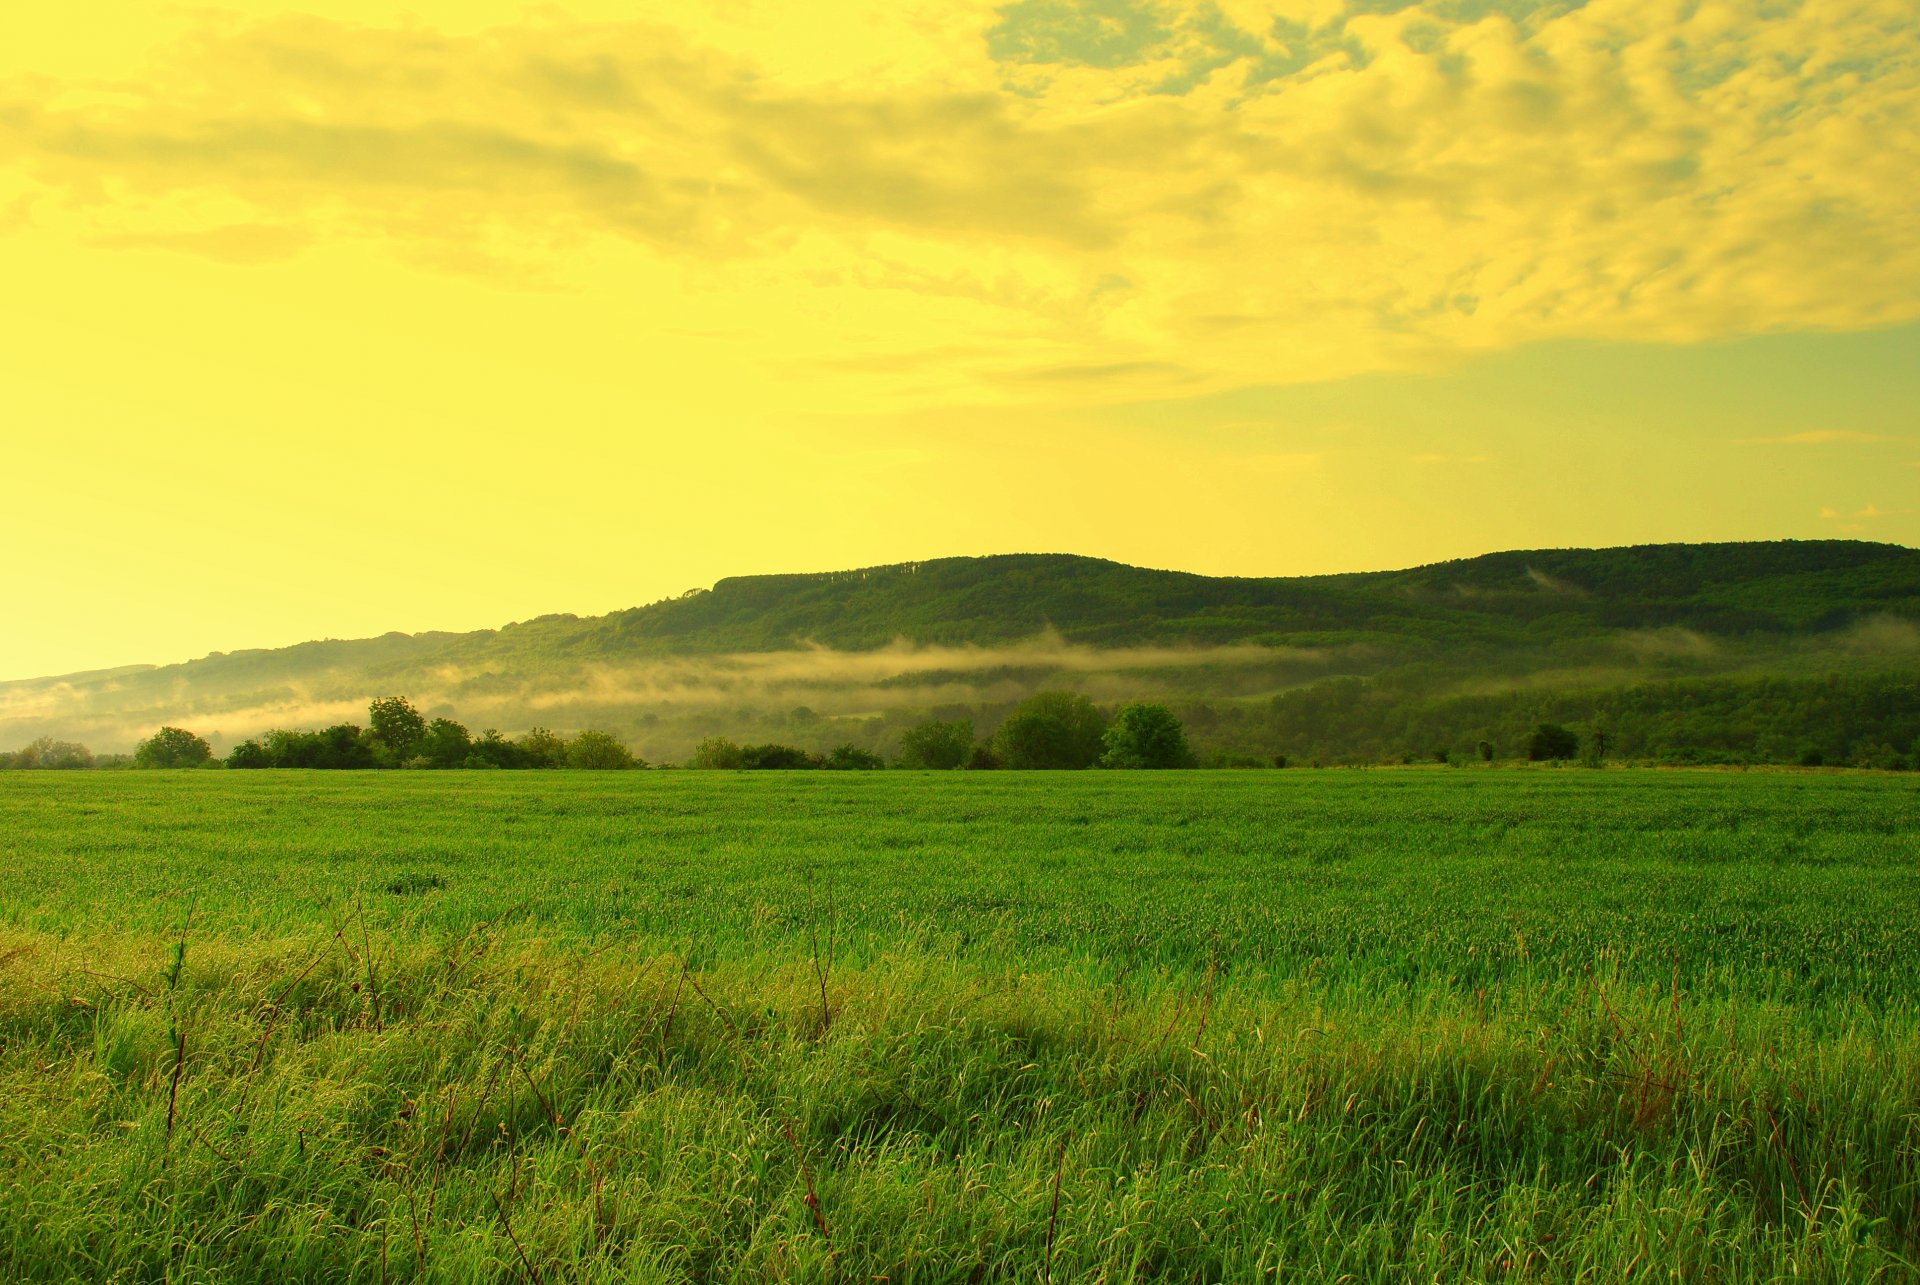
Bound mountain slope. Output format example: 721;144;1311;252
406;538;1920;662
4;540;1918;760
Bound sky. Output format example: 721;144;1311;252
2;0;1917;680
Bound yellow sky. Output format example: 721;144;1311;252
3;0;1917;679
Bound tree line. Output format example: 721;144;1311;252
0;692;1204;773
9;674;1917;772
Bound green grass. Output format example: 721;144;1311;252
1;769;1916;1281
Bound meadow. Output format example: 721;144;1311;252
0;769;1916;1281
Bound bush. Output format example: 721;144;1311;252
134;727;213;769
896;718;973;770
993;691;1107;770
1101;703;1196;769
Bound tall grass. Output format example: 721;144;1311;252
0;770;1915;1279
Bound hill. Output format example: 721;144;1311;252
3;540;1918;765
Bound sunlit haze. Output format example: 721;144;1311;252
4;0;1917;679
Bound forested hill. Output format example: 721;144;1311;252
4;539;1919;761
433;538;1920;662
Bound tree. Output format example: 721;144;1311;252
367;696;427;763
1476;740;1494;763
466;729;527;769
1527;723;1580;762
896;717;973;769
134;726;213;769
993;691;1107;769
227;739;270;769
689;737;745;770
568;729;639;770
964;743;1001;770
823;744;884;770
740;743;818;769
1100;703;1196;769
416;718;473;768
13;737;94;770
516;727;569;769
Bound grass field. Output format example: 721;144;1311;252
1;769;1916;1281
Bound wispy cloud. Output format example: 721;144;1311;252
1;1;1916;403
1741;430;1899;445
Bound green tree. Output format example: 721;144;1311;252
896;717;973;769
134;726;213;769
689;737;746;770
416;718;473;768
568;729;639;770
1527;723;1580;762
13;737;94;770
964;744;1001;770
516;727;569;769
465;729;527;769
823;744;885;770
367;696;427;763
993;691;1107;770
1100;703;1196;769
740;744;818;769
227;739;270;769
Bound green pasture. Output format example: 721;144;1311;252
0;769;1916;1280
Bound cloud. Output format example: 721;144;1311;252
93;222;310;264
1819;501;1895;534
1;2;1916;402
1740;430;1898;445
